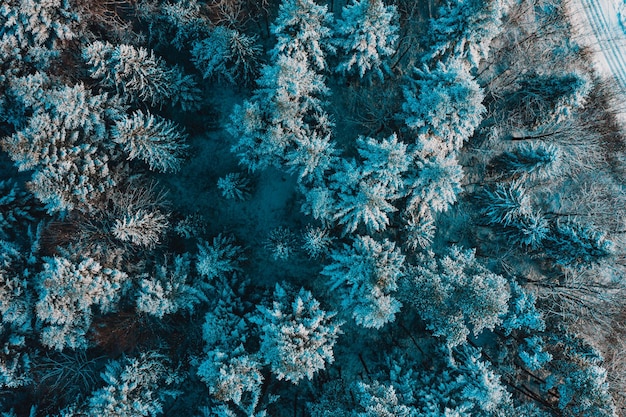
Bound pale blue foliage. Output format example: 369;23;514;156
403;61;485;154
353;382;417;417
493;142;562;182
333;0;399;79
511;70;592;127
357;133;411;192
518;336;552;371
136;254;207;318
197;346;263;413
198;276;261;414
557;364;617;417
35;256;127;350
424;0;506;70
453;346;512;413
217;173;251;200
301;225;334;259
0;0;77;73
286;130;337;183
0;241;32;389
86;352;180;417
271;0;334;70
229;53;330;172
112;110;188;173
501;281;545;335
407;246;510;347
112;209;169;248
252;284;342;383
82;41;200;110
331;159;400;234
191;26;261;85
546;219;615;267
407;155;464;214
479;181;531;227
196;234;245;280
1;81;125;213
0;180;35;240
322;235;404;328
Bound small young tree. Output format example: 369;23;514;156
321;235;404;329
196;234;246;281
490;142;562;182
333;0;399;80
479;181;531;227
507;70;591;128
251;284;342;384
112;209;169;249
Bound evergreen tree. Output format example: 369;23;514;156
406;246;510;347
321;235;404;329
252;284;342;383
271;0;334;70
112;111;188;174
545;219;615;268
191;26;261;85
491;142;562;182
82;41;200;110
402;61;485;154
1;82;124;213
333;0;399;79
424;0;506;70
35;256;127;350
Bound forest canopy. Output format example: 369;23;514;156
0;0;625;416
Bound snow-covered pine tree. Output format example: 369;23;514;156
85;352;180;417
196;234;245;281
82;41;200;109
271;0;334;71
330;159;400;234
405;154;464;215
112;110;188;173
35;256;127;350
251;284;342;383
1;82;125;213
490;141;562;182
406;246;510;348
333;0;399;80
321;235;404;329
403;60;485;155
424;0;507;70
545;219;615;268
136;254;207;318
191;26;261;85
0;0;77;72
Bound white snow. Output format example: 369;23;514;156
568;0;626;117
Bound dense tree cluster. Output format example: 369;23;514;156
0;0;623;416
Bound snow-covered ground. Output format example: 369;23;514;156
568;0;626;117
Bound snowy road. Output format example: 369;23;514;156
569;0;626;109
